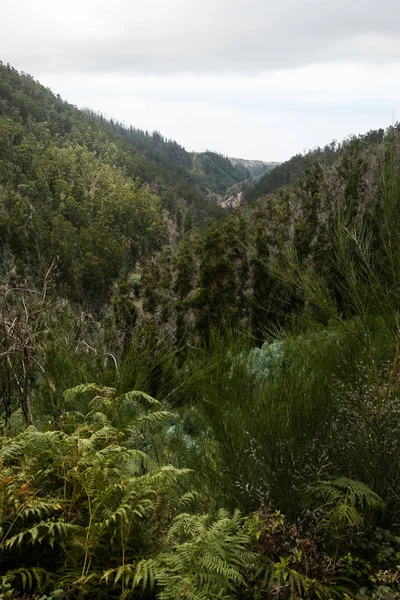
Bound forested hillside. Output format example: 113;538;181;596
229;156;279;180
190;151;248;193
2;63;400;600
245;128;386;202
0;63;275;303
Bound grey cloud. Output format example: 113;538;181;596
2;0;400;74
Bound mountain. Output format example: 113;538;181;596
0;62;279;304
188;153;279;209
0;62;272;305
138;121;398;343
229;156;279;180
189;151;247;193
245;127;386;202
215;157;279;208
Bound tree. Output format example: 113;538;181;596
0;262;57;425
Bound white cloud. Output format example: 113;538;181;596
35;63;400;160
2;0;399;159
2;0;400;74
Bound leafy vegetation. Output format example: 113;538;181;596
245;128;386;202
190;151;248;193
2;63;400;599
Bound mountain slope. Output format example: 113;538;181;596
135;122;400;344
0;63;231;303
229;156;279;180
1;63;230;219
246;128;386;202
190;151;247;192
188;152;279;208
0;62;283;305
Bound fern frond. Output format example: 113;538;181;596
130;509;254;599
135;410;176;427
3;520;80;549
117;390;161;407
327;477;385;510
4;567;51;592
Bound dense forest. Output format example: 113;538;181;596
1;62;400;599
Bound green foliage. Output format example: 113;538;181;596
246;129;384;202
310;477;385;532
105;510;254;600
190;151;249;194
0;63;227;305
0;384;189;598
4;60;400;600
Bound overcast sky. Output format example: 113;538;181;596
2;0;400;161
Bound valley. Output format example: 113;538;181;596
0;61;399;600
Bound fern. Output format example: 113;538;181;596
0;384;189;598
1;567;52;594
310;476;384;531
132;509;255;599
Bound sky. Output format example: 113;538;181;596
1;0;400;161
